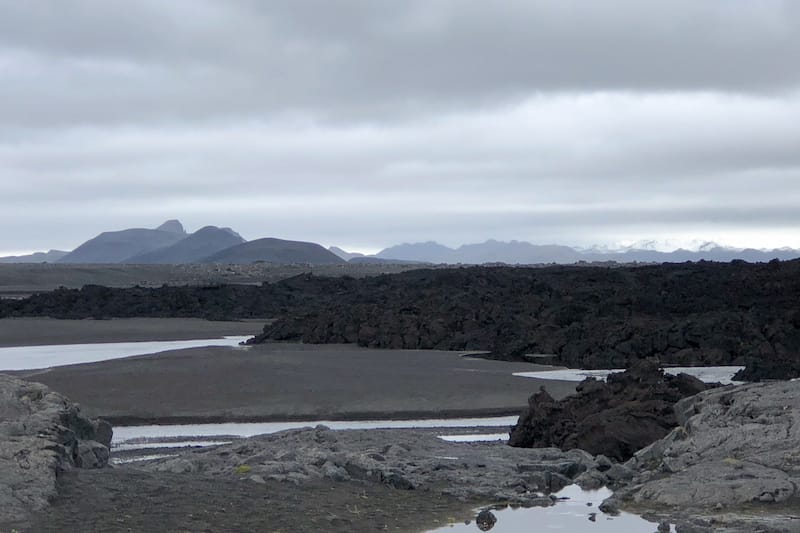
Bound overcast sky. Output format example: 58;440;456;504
2;0;799;255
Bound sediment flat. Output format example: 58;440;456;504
0;317;264;347
14;342;577;423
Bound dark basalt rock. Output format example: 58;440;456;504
248;262;800;372
3;261;800;373
734;358;800;382
476;509;497;531
733;354;800;382
508;359;711;461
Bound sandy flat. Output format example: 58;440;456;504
15;342;576;424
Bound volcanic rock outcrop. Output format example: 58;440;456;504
0;374;111;527
251;262;800;372
3;261;800;373
508;359;711;461
606;379;800;532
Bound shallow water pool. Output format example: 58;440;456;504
426;485;672;532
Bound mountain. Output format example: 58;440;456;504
374;240;800;265
375;240;582;264
0;250;69;263
58;220;187;264
202;238;346;264
348;256;428;265
376;241;455;263
451;240;581;264
328;246;365;261
125;226;245;264
598;246;800;264
156;219;186;234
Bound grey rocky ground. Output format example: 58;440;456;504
0;374;111;529
606;380;800;532
142;425;600;506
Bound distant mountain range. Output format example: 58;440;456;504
369;239;800;264
0;250;69;264
2;221;799;265
125;226;245;264
0;220;343;265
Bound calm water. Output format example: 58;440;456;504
426;485;673;533
0;336;251;370
111;416;519;448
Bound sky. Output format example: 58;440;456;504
1;0;799;255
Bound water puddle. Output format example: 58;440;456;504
514;366;743;385
0;336;251;370
426;485;673;532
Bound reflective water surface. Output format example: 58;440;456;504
111;416;519;447
0;336;251;370
425;485;673;532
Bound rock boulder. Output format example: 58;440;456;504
508;359;711;461
0;374;112;526
608;380;800;531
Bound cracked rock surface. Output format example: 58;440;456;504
0;374;111;527
142;425;599;506
608;380;800;532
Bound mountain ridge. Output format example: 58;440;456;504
372;239;800;264
58;224;187;264
0;250;69;264
9;220;800;265
203;238;346;265
125;226;246;264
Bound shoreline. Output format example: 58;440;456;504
101;407;524;427
0;316;264;347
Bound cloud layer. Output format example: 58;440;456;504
1;1;799;253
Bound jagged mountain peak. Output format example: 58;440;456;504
155;220;186;234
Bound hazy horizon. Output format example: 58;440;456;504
3;221;800;259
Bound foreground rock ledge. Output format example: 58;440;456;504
143;425;603;506
0;374;111;526
608;379;800;532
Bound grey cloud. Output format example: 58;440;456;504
1;1;799;254
2;92;798;204
1;1;799;128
